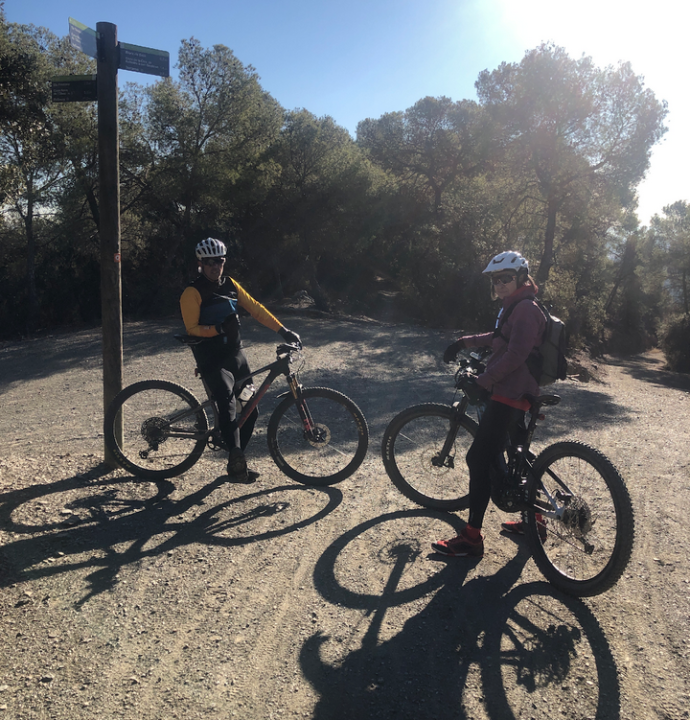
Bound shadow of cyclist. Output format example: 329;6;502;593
0;467;342;606
301;510;620;720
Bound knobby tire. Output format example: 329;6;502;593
267;387;369;486
104;379;208;480
381;403;477;511
525;441;634;597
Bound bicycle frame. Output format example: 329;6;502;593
199;351;294;429
237;351;321;440
444;384;578;523
513;396;583;524
167;343;317;445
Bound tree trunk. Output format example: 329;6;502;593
536;194;558;290
23;184;38;334
72;159;100;228
308;261;330;312
605;238;639;314
300;234;329;311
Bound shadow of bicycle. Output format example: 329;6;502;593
302;509;620;720
0;465;342;606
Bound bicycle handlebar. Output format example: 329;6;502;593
454;347;489;374
276;342;303;358
452;348;490;403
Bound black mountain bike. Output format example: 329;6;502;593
381;349;634;597
104;338;369;486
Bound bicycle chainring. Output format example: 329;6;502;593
206;430;228;452
490;467;529;513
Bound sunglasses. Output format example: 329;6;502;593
491;274;516;286
202;257;226;266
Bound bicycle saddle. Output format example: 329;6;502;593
174;334;205;346
523;393;561;409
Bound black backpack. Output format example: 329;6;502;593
496;298;568;386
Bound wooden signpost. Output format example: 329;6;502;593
54;18;169;467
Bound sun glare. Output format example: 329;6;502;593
493;0;690;223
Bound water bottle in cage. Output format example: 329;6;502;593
237;383;256;411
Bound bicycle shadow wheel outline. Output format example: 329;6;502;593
305;511;621;720
312;508;467;609
480;581;621;720
0;467;343;606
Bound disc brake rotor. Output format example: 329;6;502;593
306;423;330;448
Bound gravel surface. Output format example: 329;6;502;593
1;315;689;720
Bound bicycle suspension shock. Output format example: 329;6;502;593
287;375;320;438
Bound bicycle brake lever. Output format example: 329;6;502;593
276;342;302;357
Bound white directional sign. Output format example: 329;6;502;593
68;17;98;59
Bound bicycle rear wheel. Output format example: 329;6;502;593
267;387;369;486
381;403;477;511
526;441;635;596
104;380;208;480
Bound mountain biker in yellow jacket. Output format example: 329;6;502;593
180;238;301;482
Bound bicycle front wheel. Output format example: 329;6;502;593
104;380;209;480
526;441;635;597
267;387;369;486
381;403;477;511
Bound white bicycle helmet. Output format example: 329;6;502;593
482;250;529;275
195;238;227;260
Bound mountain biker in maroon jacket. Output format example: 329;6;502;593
180;238;301;483
432;251;546;558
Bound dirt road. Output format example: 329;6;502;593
1;316;689;719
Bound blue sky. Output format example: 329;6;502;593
6;0;687;225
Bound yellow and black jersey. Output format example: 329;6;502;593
180;275;282;338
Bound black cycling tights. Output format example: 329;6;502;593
193;338;258;453
466;400;527;530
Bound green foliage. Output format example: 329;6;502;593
245;109;389;310
660;314;690;372
357;97;493;213
648;201;690;314
0;13;97;333
476;43;668;288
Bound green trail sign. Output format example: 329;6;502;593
51;74;97;103
68;17;169;78
68;17;98;59
119;42;170;77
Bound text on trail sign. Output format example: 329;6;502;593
51;75;98;103
119;42;170;77
68;17;98;59
68;17;169;78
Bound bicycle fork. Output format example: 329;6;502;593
431;400;470;469
287;374;324;443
